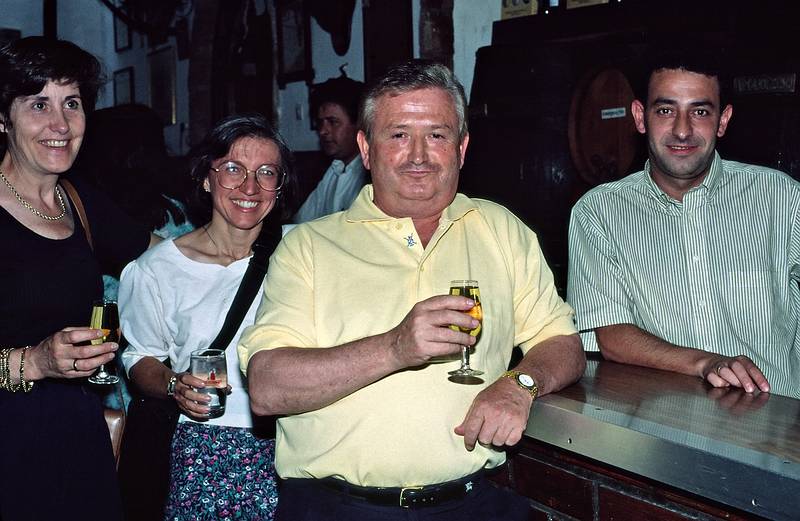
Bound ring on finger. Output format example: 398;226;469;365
72;359;79;372
715;363;725;376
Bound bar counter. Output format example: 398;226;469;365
509;354;800;520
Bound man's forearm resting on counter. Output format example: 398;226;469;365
455;333;585;450
595;323;769;393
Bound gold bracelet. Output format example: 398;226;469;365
0;348;11;391
19;346;34;393
3;348;21;392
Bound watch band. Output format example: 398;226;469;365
166;374;178;396
501;370;539;400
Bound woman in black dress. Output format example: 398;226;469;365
0;37;156;520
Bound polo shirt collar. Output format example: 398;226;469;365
345;185;478;223
441;193;479;222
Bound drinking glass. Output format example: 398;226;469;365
190;349;228;418
88;300;120;385
448;280;484;381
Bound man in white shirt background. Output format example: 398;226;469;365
293;75;367;223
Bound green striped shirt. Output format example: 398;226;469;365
568;152;800;398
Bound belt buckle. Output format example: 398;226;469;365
399;486;423;508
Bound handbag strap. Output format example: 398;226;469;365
60;179;94;251
208;222;281;351
61;179;128;414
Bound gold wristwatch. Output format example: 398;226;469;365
501;370;539;399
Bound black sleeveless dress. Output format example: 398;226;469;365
0;178;148;521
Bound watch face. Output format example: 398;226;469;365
519;374;534;387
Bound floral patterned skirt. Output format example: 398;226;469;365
164;422;278;521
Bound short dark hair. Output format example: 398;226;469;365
358;60;468;142
309;76;365;124
188;113;298;223
0;36;104;127
637;44;730;108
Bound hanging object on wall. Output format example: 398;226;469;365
420;0;453;69
98;0;192;49
276;0;314;87
309;0;356;56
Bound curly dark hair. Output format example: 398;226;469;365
0;36;104;130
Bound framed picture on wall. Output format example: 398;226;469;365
148;46;176;125
113;1;132;52
113;67;134;105
276;0;314;87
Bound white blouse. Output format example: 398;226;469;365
118;239;260;428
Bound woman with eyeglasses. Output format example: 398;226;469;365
118;114;297;520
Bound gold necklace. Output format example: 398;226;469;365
0;169;66;221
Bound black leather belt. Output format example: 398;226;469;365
318;471;484;508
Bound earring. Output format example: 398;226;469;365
203;180;211;192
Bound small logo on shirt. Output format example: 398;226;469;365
405;234;416;248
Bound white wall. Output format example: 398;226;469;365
0;0;190;155
0;0;500;154
57;2;115;110
0;0;43;37
274;0;501;152
454;0;501;100
278;0;365;151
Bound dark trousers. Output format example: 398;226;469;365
275;477;530;521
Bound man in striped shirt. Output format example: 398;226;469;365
568;50;800;398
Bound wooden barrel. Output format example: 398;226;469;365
568;67;639;186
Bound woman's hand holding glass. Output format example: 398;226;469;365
171;372;233;420
23;327;118;380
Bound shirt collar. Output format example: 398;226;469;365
643;151;723;206
330;159;346;175
330;156;364;176
345;185;478;223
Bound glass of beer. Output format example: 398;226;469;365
189;349;227;418
448;280;484;381
88;300;120;385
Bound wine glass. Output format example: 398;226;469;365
448;280;484;382
88;300;120;385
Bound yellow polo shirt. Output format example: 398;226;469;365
239;185;576;486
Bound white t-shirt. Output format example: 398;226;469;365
118;239;259;428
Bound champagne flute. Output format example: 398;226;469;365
88;300;120;385
448;280;484;381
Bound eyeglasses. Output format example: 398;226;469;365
210;161;286;191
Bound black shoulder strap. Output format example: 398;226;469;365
208;222;282;351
